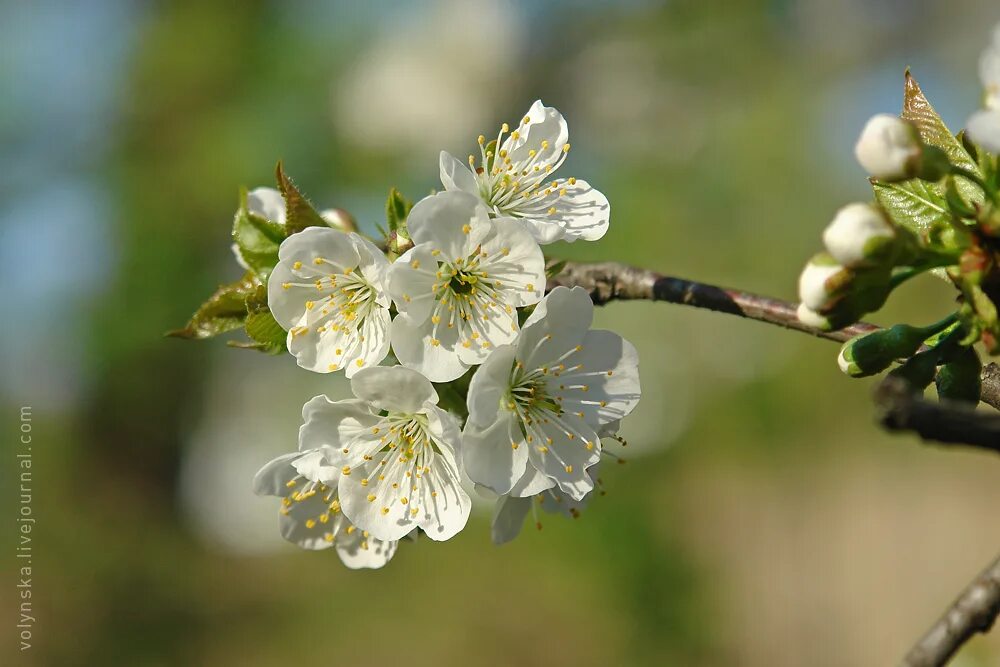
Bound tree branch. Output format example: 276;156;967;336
550;261;1000;410
874;377;1000;453
900;553;1000;667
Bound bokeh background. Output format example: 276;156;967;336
3;1;1000;665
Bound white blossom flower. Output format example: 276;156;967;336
388;190;546;382
253;447;397;570
439;100;610;244
461;286;640;501
967;24;1000;153
822;203;896;268
267;227;391;377
302;366;471;542
854;114;923;181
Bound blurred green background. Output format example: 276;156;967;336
3;1;1000;665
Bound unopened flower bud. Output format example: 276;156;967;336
935;346;982;404
320;208;358;233
854;114;947;182
796;303;832;330
837;323;931;378
798;253;850;311
822;203;897;268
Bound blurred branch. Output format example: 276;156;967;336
900;552;1000;667
550;261;1000;409
874;377;1000;452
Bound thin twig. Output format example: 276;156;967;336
900;553;1000;667
874;377;1000;453
550;260;1000;409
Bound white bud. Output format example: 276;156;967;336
796;303;831;330
798;258;844;311
822;203;895;267
837;346;855;375
320;208;357;232
854;114;922;181
979;24;1000;111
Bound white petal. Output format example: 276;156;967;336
247;187;287;224
515;179;610;244
335;531;398;569
276;226;361;268
288;306;391;376
517;286;593;369
277;492;338;550
503;100;569;171
386;245;441;322
352;233;392;306
509;463;556;497
524;413;601;501
967;109;1000;153
479;217;546;307
390;314;470;383
491;495;532;545
406;191;490;262
299;396;379;452
461;413;528;496
350;365;439;413
439;151;480;195
466;345;515;428
553;329;641;427
252;452;300;496
291;449;340;485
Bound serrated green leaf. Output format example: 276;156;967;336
167;273;257;340
275;161;328;234
901;72;984;207
872;179;949;237
232;187;283;279
386;187;413;233
243;284;287;353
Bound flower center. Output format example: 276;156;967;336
425;253;505;348
467;119;575;218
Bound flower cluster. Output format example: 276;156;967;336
795;23;1000;401
253;102;639;569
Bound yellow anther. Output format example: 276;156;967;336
607;370;614;376
539;446;549;453
346;525;356;535
372;427;380;434
410;259;420;269
431;249;441;256
526;283;535;291
431;315;441;324
361;478;369;487
367;494;376;502
547;207;556;215
541;140;549;149
477;134;485;144
501;122;509;133
292;261;302;270
528;149;536;158
565;465;573;473
319;513;329;523
431;338;441;347
306;301;315;310
511;130;520;140
563;143;571;152
462;224;471;234
305;519;316;529
559;188;567;196
400;497;408;505
335;348;343;355
341;466;351;475
381;507;390;515
585;441;594;451
511;442;519;450
499;149;508;158
324;533;335;542
313;257;324;265
281;282;291;290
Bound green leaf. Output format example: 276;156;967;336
243;284;287;353
232;187;284;279
167;273;257;340
545;258;567;279
872;179;949;237
902;72;981;178
275;161;329;234
385;187;413;233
